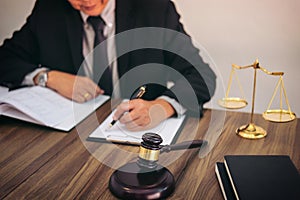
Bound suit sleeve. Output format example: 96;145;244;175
0;0;41;87
162;0;216;116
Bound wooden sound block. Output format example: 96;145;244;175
109;162;175;199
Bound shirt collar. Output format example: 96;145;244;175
80;0;115;28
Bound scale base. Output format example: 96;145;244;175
109;162;175;200
236;123;267;139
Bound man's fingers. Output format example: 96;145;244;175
125;116;152;131
85;78;103;97
119;110;140;124
74;76;103;101
113;101;132;120
73;93;86;103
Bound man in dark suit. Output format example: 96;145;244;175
0;0;216;131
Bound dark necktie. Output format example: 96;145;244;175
88;16;112;95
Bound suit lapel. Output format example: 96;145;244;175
65;7;84;74
115;0;136;76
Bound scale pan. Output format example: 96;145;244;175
218;97;248;109
263;109;296;122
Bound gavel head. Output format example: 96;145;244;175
137;133;163;169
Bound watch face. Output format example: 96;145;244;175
38;72;48;87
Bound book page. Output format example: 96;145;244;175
0;86;110;131
89;109;186;145
0;104;40;124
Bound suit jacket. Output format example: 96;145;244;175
0;0;216;116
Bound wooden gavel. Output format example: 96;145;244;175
109;132;208;200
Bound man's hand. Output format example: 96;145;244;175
43;70;103;103
113;99;175;131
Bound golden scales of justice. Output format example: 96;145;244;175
219;59;296;139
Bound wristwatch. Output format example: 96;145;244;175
36;70;49;87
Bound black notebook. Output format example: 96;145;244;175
223;155;300;200
215;162;237;200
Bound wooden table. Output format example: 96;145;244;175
0;101;299;199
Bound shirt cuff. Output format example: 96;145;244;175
157;95;186;117
22;67;49;86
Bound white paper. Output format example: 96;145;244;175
0;86;110;131
89;109;186;145
0;86;9;96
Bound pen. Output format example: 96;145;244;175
107;86;146;129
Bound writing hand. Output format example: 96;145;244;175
45;70;104;102
113;99;175;131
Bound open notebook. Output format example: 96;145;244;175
0;86;110;131
87;109;186;145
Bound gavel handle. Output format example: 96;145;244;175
160;140;207;153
